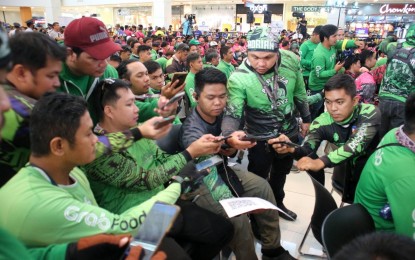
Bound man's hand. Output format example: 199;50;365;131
297;157;325;171
138;116;172;140
127;246;167;260
155;95;178;118
161;80;185;99
268;134;295;154
300;123;310;137
186;134;223;158
334;61;344;72
226;131;257;150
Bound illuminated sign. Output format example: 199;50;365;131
379;4;415;15
250;4;268;14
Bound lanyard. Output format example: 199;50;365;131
253;64;279;109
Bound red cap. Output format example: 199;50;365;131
64;17;121;60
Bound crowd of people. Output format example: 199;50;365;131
0;14;414;260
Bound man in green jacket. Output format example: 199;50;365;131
216;45;235;79
299;25;322;91
308;24;363;119
222;27;312;221
57;17;121;123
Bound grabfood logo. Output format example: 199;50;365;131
64;206;111;231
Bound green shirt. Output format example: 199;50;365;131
216;60;235;79
308;40;357;91
355;128;415;238
184;72;197;108
0;166;180;247
58;63;119;124
156;57;168;73
151;49;158;60
299;39;318;77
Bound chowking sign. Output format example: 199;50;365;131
379;4;415;15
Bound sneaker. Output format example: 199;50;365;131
290;164;300;173
277;203;297;221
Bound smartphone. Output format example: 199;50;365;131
240;133;276;142
195;155;223;172
161;92;185;110
213;135;232;143
153;116;175;129
270;141;301;148
171;72;188;88
126;202;181;260
135;94;160;101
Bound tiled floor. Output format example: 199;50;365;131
227;151;342;260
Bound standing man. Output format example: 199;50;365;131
48;22;64;43
184;53;203;108
377;23;415;138
298;17;308;38
299;25;322;91
308;24;362;120
166;43;189;76
222;27;311;220
57;17;121;123
216;45;235;79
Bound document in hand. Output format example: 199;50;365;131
219;197;295;220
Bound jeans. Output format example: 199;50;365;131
309;89;325;120
378;98;405;138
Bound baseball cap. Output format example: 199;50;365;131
64;17;122;60
188;39;200;45
209;41;218;47
246;27;279;52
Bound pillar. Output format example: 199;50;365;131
152;0;172;29
19;7;32;25
44;0;61;24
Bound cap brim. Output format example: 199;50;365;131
83;40;122;60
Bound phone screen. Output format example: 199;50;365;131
171;72;188;88
153;116;175;129
128;202;180;260
195;155;223;172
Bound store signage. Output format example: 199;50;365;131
291;6;328;13
250;4;268;14
379;4;415;15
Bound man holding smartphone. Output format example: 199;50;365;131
221;27;312;222
180;68;295;260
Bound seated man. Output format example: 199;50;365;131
271;74;380;202
0;92;185;252
82;79;234;260
179;68;294;260
355;93;415;238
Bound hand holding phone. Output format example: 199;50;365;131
269;141;300;148
213;135;232;143
153;116;175;130
160;92;185;110
126;202;180;260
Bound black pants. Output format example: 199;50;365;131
168;199;234;260
247;140;295;205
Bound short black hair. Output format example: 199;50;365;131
220;45;231;59
187;52;200;69
117;60;137;80
320;24;338;42
176;43;190;52
205;50;219;62
333;232;415;260
90;79;132;122
143;37;152;43
359;50;375;67
194;68;227;96
9;32;66;72
138;45;152;54
313;25;323;35
344;53;360;70
404;92;415;134
30;92;88;156
109;54;122;63
143;60;161;74
324;74;356;98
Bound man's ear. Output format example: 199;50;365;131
193;92;198;101
50;137;65;156
352;95;360;106
66;47;77;62
10;64;30;83
104;105;114;119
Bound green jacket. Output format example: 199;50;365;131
222;50;310;138
57;63;119;124
184;72;197;108
216;60;235;79
378;23;415;102
308;40;357;91
299;39;318;77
